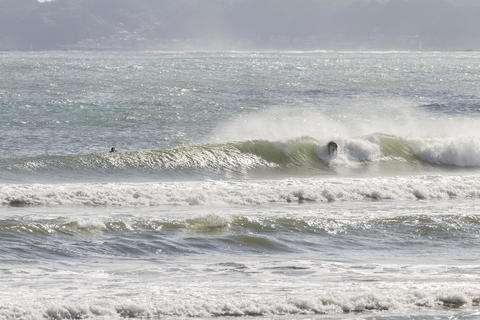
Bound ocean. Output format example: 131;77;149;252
0;50;479;319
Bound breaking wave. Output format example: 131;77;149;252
1;290;479;320
2;174;480;207
1;134;480;181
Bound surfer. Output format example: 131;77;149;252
110;147;116;153
327;141;338;156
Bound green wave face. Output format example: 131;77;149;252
374;134;417;161
4;144;274;173
2;137;330;176
235;136;326;167
236;135;425;169
1;135;478;181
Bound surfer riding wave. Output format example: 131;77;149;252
327;141;338;157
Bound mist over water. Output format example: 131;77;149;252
2;0;480;50
1;51;480;320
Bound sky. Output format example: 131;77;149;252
0;0;479;50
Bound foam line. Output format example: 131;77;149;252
2;175;480;207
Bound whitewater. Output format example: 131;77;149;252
0;51;479;320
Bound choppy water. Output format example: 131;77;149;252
0;51;479;320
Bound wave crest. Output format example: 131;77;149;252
1;135;480;181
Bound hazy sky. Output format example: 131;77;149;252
1;0;479;50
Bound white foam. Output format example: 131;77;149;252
410;137;480;167
0;286;478;319
318;138;382;167
2;174;480;207
344;138;382;162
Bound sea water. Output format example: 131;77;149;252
0;51;479;319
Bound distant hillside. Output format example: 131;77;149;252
1;0;479;50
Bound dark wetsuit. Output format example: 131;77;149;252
327;141;338;156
